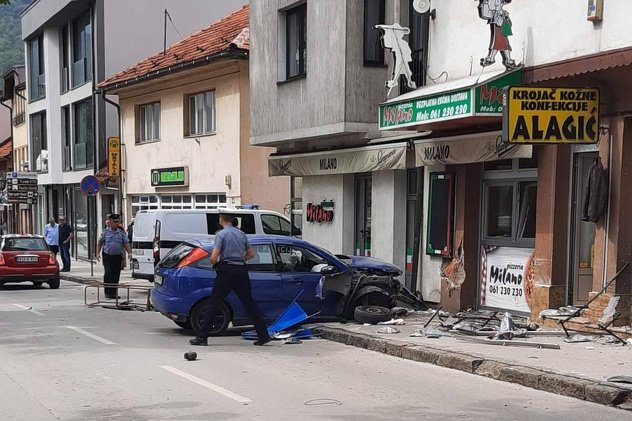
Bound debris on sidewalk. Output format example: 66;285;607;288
563;334;593;343
377;318;405;325
391;307;409;317
456;336;561;349
607;375;632;385
376;326;400;334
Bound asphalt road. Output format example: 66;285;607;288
0;281;628;421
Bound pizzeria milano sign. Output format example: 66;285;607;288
379;68;522;130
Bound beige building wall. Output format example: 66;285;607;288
237;61;289;214
117;60;288;217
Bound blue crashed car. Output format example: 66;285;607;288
152;235;426;335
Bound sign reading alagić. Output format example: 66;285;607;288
504;87;600;144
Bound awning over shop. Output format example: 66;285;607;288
379;67;522;131
414;131;532;167
268;142;408;177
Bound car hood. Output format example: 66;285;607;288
336;255;402;276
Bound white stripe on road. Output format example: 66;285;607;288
160;365;252;404
13;304;45;316
66;326;117;345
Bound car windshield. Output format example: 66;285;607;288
2;238;48;251
160;243;195;268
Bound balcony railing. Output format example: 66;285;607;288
12;113;25;126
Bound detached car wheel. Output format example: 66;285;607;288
190;299;230;336
48;279;60;289
354;305;392;324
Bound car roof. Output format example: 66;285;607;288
1;234;46;239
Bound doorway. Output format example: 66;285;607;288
355;175;372;256
569;153;598;305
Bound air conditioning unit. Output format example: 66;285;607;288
587;0;603;22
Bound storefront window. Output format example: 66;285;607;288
486;185;513;238
290;177;303;232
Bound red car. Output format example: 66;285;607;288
0;235;60;289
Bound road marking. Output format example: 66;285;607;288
66;326;117;345
13;304;45;316
160;365;252;404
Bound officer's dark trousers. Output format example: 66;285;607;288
102;252;122;297
198;263;270;340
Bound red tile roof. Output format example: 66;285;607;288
98;5;249;91
0;139;12;159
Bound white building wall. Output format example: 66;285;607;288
371;170;407;272
121;71;242;202
427;0;632;82
302;174;355;255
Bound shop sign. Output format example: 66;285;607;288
415;133;532;166
480;246;535;313
504;87;600;144
269;144;406;177
306;200;334;223
379;68;522;130
107;137;120;177
151;166;189;187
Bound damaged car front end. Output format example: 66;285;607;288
323;254;428;320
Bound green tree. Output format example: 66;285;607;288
0;0;30;81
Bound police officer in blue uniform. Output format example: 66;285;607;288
95;214;131;299
190;213;272;346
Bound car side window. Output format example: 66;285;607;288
246;244;276;272
262;214;291;236
276;244;328;273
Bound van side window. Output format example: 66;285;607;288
206;213;256;234
262;214;291;236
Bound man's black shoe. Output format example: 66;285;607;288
189;337;208;346
253;337;272;346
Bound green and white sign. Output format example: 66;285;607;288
379;68;522;130
151;166;189;187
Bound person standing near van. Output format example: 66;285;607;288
95;214;131;299
190;213;272;346
58;216;73;272
44;217;59;255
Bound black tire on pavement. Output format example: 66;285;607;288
174;320;192;330
33;281;44;287
353;305;392;324
190;298;230;336
48;279;60;289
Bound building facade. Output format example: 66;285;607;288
21;0;247;260
1;66;33;234
252;0;632;327
251;0;430;290
98;6;288;220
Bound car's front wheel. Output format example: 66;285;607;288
190;299;230;336
48;279;60;289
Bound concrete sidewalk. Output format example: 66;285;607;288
60;259;632;410
59;256;137;285
318;316;632;410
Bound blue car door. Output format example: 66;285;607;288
232;243;283;322
275;242;331;316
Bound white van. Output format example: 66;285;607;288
131;208;300;281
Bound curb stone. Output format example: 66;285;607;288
317;326;632;410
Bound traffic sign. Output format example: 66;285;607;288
80;175;100;195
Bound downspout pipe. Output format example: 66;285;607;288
98;90;125;221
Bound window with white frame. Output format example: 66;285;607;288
138;102;160;143
161;194;193;210
194;194;227;209
186;91;215;136
131;195;159;216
